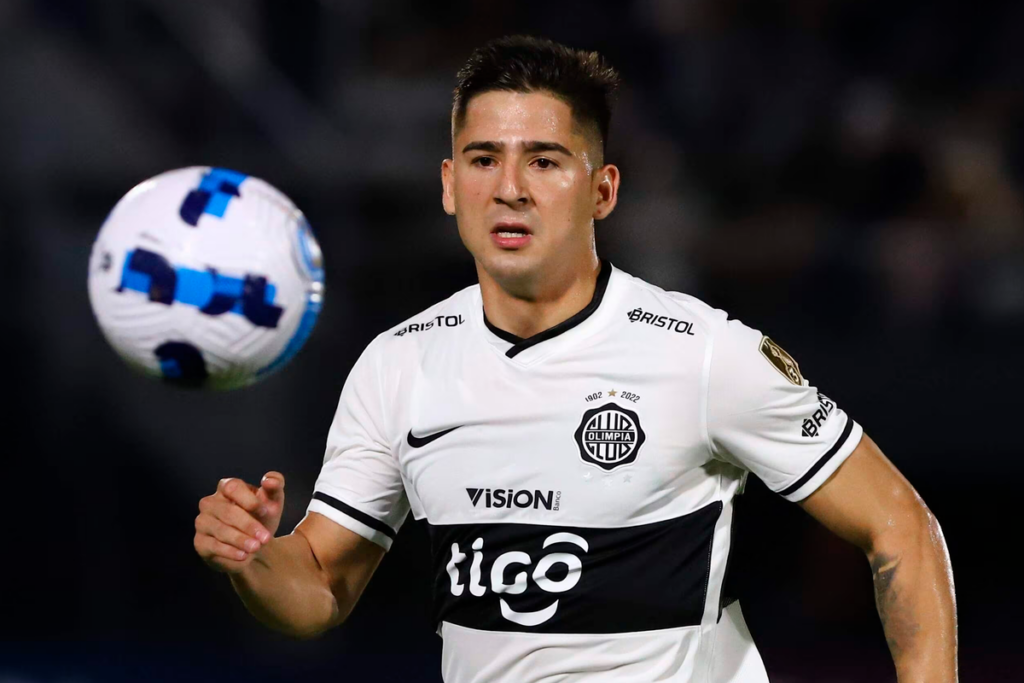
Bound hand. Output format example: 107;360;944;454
194;472;286;573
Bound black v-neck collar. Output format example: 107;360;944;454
483;260;612;359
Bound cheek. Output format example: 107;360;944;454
536;174;590;220
453;178;491;244
456;175;491;207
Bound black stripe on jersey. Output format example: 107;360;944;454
312;491;397;540
778;417;856;497
483;259;612;359
718;495;743;623
426;501;722;634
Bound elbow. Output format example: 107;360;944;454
923;508;949;554
258;600;347;641
288;601;354;640
277;613;344;641
868;497;941;559
285;624;332;641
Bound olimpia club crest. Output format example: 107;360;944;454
574;403;646;471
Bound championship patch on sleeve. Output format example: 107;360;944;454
759;336;804;385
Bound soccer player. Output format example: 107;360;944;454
194;36;957;682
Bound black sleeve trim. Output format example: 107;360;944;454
312;491;397;540
777;417;855;497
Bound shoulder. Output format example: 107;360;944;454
360;284;479;362
613;266;732;339
612;267;774;376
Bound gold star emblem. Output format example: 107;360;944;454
608;389;617;397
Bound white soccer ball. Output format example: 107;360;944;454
88;167;325;390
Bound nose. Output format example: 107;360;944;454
494;161;529;209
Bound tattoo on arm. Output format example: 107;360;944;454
871;552;921;658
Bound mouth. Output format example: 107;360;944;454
490;222;532;249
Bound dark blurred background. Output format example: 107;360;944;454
1;0;1022;681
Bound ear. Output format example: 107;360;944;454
441;158;456;216
592;163;620;221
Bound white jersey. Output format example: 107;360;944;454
306;263;862;683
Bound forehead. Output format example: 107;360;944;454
457;90;581;144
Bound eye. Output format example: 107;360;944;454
472;156;495;168
534;158;556;169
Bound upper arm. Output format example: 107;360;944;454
706;318;863;500
293;511;386;623
296;337;408;621
798;434;932;552
306;337;410;550
704;318;931;548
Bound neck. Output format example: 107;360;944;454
478;254;603;339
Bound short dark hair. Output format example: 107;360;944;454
452;36;621;157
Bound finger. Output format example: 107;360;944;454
209;498;272;543
259;472;285;503
196;514;263;553
255;473;285;520
218;478;261;513
196;533;250;564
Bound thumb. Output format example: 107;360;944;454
255;472;285;530
259;471;285;504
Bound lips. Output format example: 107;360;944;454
490;222;532;249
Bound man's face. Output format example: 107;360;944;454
442;90;619;289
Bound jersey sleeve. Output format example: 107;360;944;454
706;318;863;502
305;337;409;550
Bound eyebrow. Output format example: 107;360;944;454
461;140;573;156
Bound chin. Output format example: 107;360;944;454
478;248;544;287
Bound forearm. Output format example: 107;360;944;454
230;532;341;639
868;511;957;683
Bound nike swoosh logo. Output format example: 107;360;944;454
407;425;461;448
